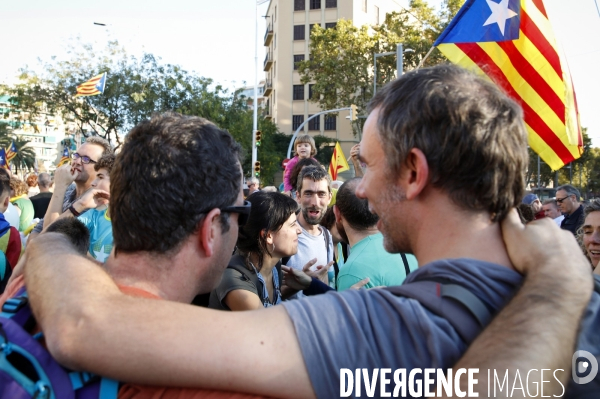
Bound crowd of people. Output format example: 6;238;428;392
0;64;598;398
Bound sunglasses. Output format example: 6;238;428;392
556;196;571;204
221;200;252;226
71;153;97;164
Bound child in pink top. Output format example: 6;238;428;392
283;135;317;194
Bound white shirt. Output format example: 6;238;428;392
554;214;565;226
4;202;20;228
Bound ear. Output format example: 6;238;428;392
3;196;9;208
333;204;342;223
401;148;429;200
197;208;223;257
264;230;274;245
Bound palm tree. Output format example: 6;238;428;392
9;136;36;173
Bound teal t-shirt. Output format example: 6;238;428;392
78;208;113;263
336;233;418;291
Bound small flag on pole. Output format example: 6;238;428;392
75;72;107;97
0;149;9;170
57;146;70;167
433;0;582;171
328;142;350;181
5;141;17;163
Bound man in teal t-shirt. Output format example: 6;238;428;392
46;153;115;263
333;178;417;291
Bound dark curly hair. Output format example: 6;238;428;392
290;157;322;193
110;112;242;255
94;153;116;175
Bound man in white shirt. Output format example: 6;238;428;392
542;198;564;226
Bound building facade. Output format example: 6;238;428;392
0;95;75;173
263;0;407;162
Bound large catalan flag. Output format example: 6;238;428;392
328;142;350;180
75;72;107;97
0;149;8;170
57;146;70;167
434;0;582;171
5;141;17;163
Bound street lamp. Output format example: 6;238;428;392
252;0;270;169
373;43;414;94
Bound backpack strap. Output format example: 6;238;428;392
400;253;411;276
383;278;493;344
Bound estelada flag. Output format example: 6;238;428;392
5;141;17;163
434;0;582;171
75;72;107;97
328;142;350;181
0;148;9;170
57;146;70;167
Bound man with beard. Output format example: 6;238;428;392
284;165;334;296
29;137;113;238
334;178;417;291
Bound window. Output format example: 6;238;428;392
326;0;337;8
325;22;337;30
293;115;305;130
362;0;367;13
324;115;336;130
274;6;277;22
308;115;320;130
293;84;305;100
309;84;315;99
310;0;321;9
374;5;380;25
294;54;305;70
294;0;305;11
294;25;305;40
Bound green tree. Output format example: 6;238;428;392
297;20;377;135
298;1;464;137
7;40;285;182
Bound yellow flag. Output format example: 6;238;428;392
328;142;350;180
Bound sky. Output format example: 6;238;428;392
1;0;599;144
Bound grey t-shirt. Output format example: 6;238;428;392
282;258;522;398
32;184;78;234
285;224;333;299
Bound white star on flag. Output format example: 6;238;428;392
483;0;518;36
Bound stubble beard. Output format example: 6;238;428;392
379;184;411;254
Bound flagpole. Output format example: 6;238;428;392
416;46;435;70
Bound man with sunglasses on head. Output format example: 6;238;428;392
556;184;585;235
29;137;113;239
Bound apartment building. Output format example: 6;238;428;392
0;95;75;172
263;0;407;160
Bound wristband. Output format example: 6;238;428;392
69;205;82;217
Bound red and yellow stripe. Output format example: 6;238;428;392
437;0;582;170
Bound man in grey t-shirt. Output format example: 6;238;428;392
285;165;333;298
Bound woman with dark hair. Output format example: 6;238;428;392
209;191;301;310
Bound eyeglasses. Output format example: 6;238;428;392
221;200;252;226
556;196;571;204
71;153;97;165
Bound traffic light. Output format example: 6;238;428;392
254;161;261;177
350;104;358;121
255;130;262;147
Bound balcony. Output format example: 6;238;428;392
263;80;273;96
263;101;272;120
263;52;273;71
264;24;274;46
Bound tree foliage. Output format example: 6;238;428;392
6;39;285;183
297;0;465;136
